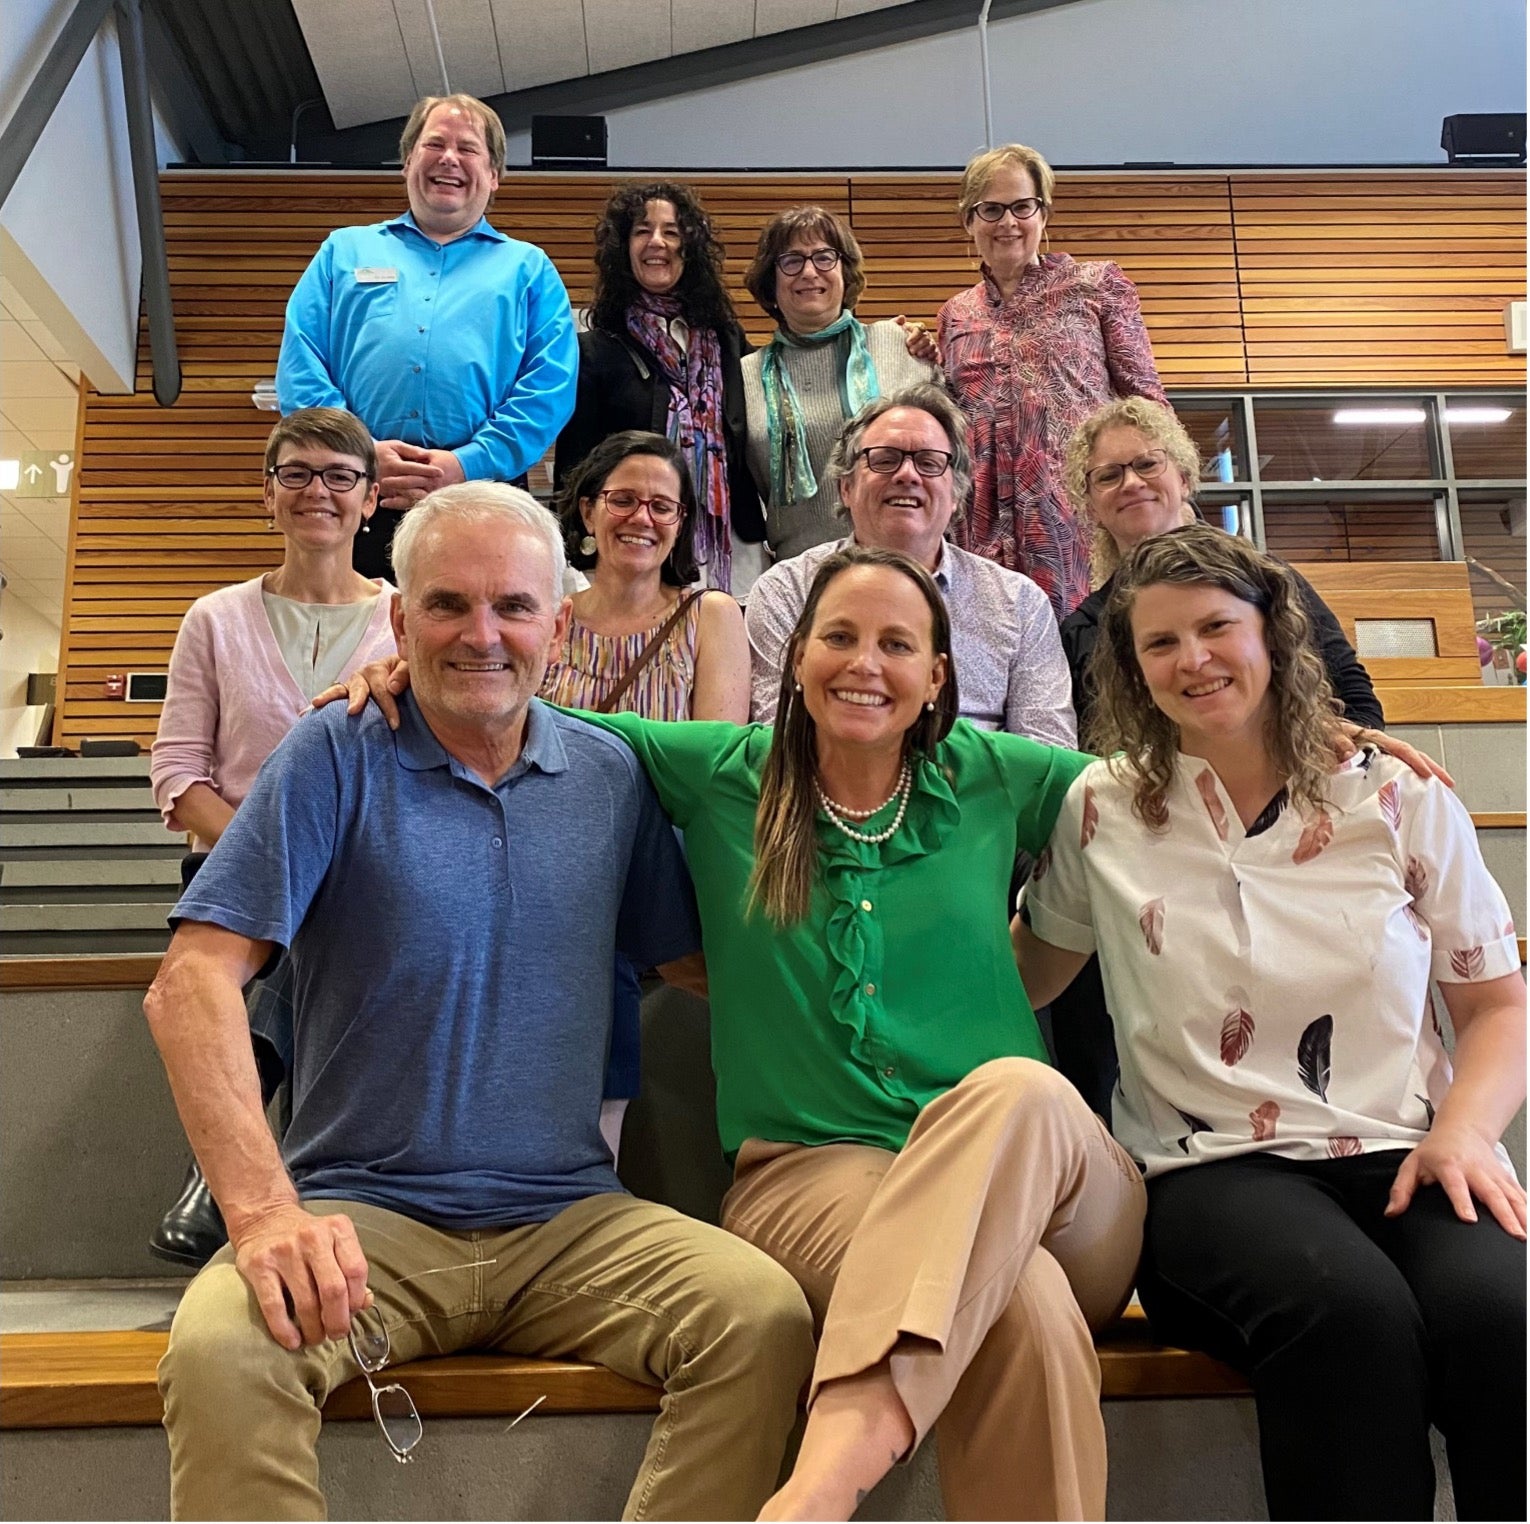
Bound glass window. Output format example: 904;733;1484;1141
1260;492;1444;563
1195;492;1252;540
1252;399;1435;482
1445;398;1526;480
1457;489;1528;625
1173;398;1249;482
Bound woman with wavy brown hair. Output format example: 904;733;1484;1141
554;180;764;593
1016;524;1526;1522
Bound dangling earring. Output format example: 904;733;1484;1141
794;680;803;693
925;700;935;712
580;534;597;556
361;520;371;534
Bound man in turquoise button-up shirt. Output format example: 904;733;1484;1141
277;94;578;577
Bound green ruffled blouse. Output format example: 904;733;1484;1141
576;711;1091;1156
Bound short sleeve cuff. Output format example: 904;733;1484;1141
1025;896;1097;956
1432;933;1521;985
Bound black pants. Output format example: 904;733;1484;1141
355;473;531;581
1137;1149;1526;1521
1046;952;1118;1121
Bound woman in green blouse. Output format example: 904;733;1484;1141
335;541;1144;1520
585;545;1145;1521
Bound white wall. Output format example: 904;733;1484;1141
531;0;1526;169
0;588;61;756
1;0;181;393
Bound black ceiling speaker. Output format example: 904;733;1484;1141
531;115;608;170
1440;113;1526;166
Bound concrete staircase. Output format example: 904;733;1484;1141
0;758;182;957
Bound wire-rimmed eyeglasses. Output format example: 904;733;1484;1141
348;1308;423;1464
774;247;842;277
268;463;372;492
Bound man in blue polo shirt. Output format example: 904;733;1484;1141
146;485;812;1520
277;93;578;579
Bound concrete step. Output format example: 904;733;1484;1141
2;790;162;814
0;759;151;784
0;862;183;889
2;904;175;934
0;823;179;851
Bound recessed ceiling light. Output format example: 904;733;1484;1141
1331;409;1426;426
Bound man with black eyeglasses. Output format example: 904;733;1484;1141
746;384;1077;747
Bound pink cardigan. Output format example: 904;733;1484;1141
150;576;397;843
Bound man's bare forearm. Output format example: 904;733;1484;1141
657;951;709;999
144;925;297;1239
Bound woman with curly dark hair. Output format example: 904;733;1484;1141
554;181;765;595
1016;524;1525;1522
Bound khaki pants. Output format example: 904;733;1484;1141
720;1058;1146;1521
159;1192;815;1521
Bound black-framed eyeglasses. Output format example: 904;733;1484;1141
269;463;372;492
854;446;954;478
971;197;1045;223
1085;450;1170;492
349;1308;423;1464
597;489;685;524
775;247;842;277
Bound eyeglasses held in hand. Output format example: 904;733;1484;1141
971;197;1045;224
854;446;954;478
597;489;685;524
348;1308;423;1464
1084;449;1170;492
269;464;371;492
774;247;842;277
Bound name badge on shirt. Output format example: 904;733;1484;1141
354;267;399;285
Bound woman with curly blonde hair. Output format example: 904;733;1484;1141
1016;523;1526;1522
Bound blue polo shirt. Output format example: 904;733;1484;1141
173;695;701;1228
275;213;578;483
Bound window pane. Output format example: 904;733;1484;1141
1253;400;1434;481
1195;493;1251;539
1457;490;1528;625
1172;398;1249;482
1260;493;1442;563
1446;399;1527;480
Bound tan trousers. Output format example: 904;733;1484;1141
720;1058;1147;1521
159;1192;815;1521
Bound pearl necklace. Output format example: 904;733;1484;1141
816;761;913;845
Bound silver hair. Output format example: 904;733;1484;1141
389;481;567;604
824;384;973;522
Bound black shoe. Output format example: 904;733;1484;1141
149;1161;227;1268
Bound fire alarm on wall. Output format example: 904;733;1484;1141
103;673;126;698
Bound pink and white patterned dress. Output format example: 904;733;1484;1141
938;255;1166;620
1023;750;1519;1178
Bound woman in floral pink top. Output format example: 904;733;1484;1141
938;144;1166;619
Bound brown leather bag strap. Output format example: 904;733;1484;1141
596;590;704;714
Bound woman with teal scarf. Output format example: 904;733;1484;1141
741;207;940;573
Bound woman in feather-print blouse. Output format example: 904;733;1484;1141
937;143;1166;620
1015;525;1525;1522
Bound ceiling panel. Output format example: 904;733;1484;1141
1;363;76;401
755;0;839;36
584;0;671;74
294;0;422;132
1;322;51;369
292;0;922;139
671;0;753;52
492;0;588;93
394;0;504;103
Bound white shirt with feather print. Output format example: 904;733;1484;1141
1024;749;1519;1178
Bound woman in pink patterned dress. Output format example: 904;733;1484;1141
938;144;1167;620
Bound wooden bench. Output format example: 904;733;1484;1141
0;1307;1248;1432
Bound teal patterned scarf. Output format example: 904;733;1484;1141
759;311;880;506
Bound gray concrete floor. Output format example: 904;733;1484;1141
0;1278;183;1333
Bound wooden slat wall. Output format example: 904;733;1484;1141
1235;172;1527;386
58;168;1526;747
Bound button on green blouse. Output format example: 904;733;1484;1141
575;711;1091;1156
